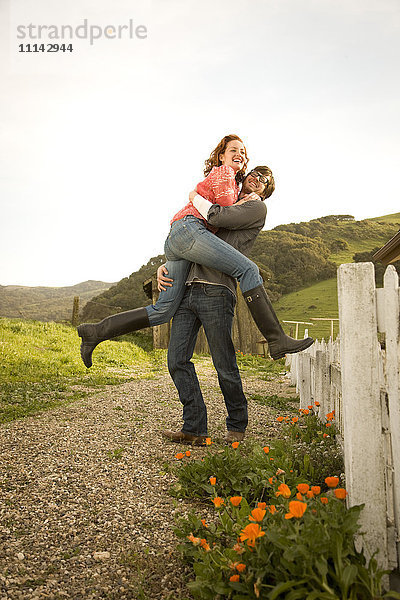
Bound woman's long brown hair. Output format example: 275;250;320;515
204;134;249;184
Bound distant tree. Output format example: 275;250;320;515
249;230;336;295
80;254;165;321
353;248;400;287
329;239;349;253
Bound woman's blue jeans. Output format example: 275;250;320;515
145;216;262;326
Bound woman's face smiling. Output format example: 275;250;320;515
219;140;246;172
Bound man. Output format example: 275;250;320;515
161;166;274;445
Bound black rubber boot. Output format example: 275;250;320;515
77;307;150;368
243;285;314;360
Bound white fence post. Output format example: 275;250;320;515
314;348;330;419
298;353;312;409
337;262;388;568
382;265;400;565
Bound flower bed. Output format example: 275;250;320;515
172;407;400;599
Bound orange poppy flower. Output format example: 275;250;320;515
233;543;244;554
249;507;266;522
311;486;321;495
268;477;276;484
263;446;270;454
326;423;332;428
230;496;243;507
209;476;216;485
230;574;240;582
185;450;191;457
232;441;240;449
296;492;303;500
334;488;348;500
320;497;328;505
268;504;277;514
326;412;334;421
276;483;291;498
285;500;307;519
303;409;310;415
187;534;201;545
257;502;267;510
201;519;208;527
291;417;299;424
323;433;329;438
276;468;285;476
175;452;184;460
239;523;265;546
205;437;212;445
236;563;246;573
200;538;210;551
296;483;310;494
308;405;313;410
325;476;339;488
315;401;320;406
306;490;314;499
211;497;224;508
277;416;284;422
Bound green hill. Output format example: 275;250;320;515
80;255;166;321
274;278;339;340
80;213;400;341
274;213;400;266
273;212;400;340
0;280;116;322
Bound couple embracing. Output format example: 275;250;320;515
78;134;313;444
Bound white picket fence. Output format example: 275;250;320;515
286;263;400;572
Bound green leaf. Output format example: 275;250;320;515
341;564;358;593
269;579;307;600
315;557;328;579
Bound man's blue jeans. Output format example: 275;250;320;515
167;283;248;436
146;216;262;326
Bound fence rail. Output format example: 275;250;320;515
286;262;400;572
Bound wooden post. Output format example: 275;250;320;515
71;296;80;326
337;262;388;568
382;265;400;566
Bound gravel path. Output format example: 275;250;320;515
0;358;295;600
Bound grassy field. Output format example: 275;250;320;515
0;318;285;425
274;278;339;340
0;318;167;423
367;211;400;224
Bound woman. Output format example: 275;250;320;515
78;134;313;367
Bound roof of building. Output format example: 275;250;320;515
373;230;400;265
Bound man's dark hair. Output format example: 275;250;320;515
252;165;275;200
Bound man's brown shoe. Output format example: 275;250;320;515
162;430;206;446
225;431;245;443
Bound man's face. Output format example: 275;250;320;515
242;171;267;197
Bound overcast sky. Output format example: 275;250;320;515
1;0;399;287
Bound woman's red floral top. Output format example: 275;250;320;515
170;165;239;225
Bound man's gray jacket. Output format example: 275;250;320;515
186;199;267;295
